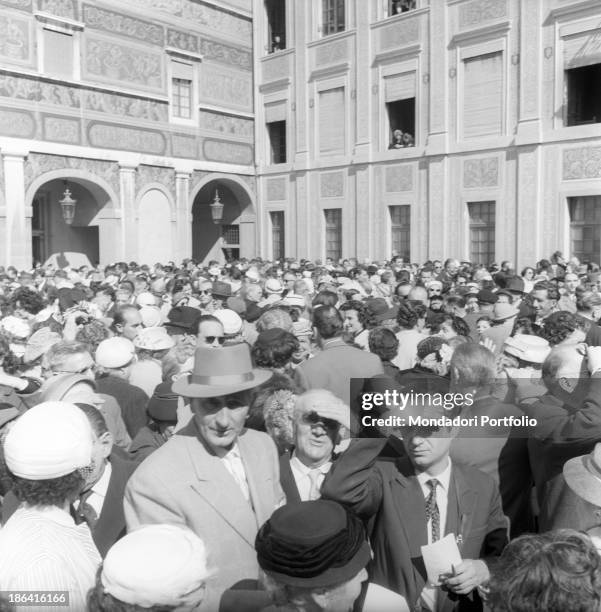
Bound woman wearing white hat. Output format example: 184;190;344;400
0;402;101;611
87;524;211;612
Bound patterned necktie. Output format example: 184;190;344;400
75;489;98;529
425;479;440;542
308;469;321;501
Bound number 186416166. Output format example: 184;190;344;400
0;591;69;606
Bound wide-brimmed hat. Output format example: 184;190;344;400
164;306;201;334
172;343;272;397
134;327;175;351
564;444;601;507
255;500;370;588
491;302;519;323
503;334;550;364
23;327;61;363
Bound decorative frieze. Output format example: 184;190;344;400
37;0;75;19
0;12;31;64
87;121;166;155
167;28;199;54
463;157;499;188
24;153;120;196
84;36;164;92
199;64;252;110
182;3;251;41
135;164;175;194
42;115;80;144
203;139;253;165
199;37;251;70
0;72;80;108
82;4;164;46
84;90;168;122
0;107;35;138
198;110;253;138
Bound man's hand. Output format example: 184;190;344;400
443;559;489;595
313;402;351;431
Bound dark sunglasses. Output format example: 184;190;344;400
198;290;211;295
205;336;226;345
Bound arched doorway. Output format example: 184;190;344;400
137;188;174;266
29;177;114;268
191;177;256;264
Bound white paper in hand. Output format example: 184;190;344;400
421;533;462;586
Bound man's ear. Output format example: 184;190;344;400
100;431;114;458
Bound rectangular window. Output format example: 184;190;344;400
172;78;192;119
222;224;240;246
385;72;416;148
324;208;342;261
463;51;503;138
319;87;345;155
43;28;73;78
322;0;345;36
267;120;287;164
569;196;601;264
468;201;496;265
388;0;416;16
270;211;285;260
566;65;601;126
265;0;286;53
390;205;411;260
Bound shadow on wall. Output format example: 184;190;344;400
44;251;94;269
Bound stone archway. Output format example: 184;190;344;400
190;175;256;264
26;173;118;268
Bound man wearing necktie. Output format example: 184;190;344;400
279;389;351;503
321;382;508;612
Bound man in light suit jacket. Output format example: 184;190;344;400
294;306;383;434
124;344;285;612
322;394;508;612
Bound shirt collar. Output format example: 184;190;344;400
416;458;452;492
91;461;112;499
290;451;332;475
223;443;242;461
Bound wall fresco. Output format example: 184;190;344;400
135;165;175;194
199;63;252;109
0;12;31;64
87;121;166;154
0;106;35;137
0;72;80;107
171;133;198;158
82;4;164;46
563;146;601;180
84;36;164;92
199;37;251;70
167;28;199;53
198;110;253;137
182;2;251;41
42;115;80;144
0;0;31;11
84;90;168;121
38;0;76;19
203;139;253;165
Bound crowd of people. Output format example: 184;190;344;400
0;252;600;611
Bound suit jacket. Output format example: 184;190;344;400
279;453;301;504
96;375;149;439
321;439;508;612
124;422;285;612
1;452;137;558
294;337;384;433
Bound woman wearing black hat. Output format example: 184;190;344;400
129;382;178;463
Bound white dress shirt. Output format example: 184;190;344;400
76;461;112;516
417;459;452;611
221;443;251;503
0;506;100;612
289;453;332;501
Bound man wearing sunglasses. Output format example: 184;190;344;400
196;314;226;348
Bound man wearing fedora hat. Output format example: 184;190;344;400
124;343;285;611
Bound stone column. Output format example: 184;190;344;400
3;153;30;269
175;171;192;261
118;164;137;261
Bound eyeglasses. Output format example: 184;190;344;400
204;336;226;345
198;290;211;295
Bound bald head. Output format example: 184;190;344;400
408;286;428;306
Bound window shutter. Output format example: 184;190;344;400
384;72;416;102
463;52;503;139
171;60;192;80
265;101;287;123
44;29;73;78
564;30;601;69
319;87;345;154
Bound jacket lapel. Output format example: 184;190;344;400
183;427;258;548
392;458;428;587
446;465;477;548
238;431;274;525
